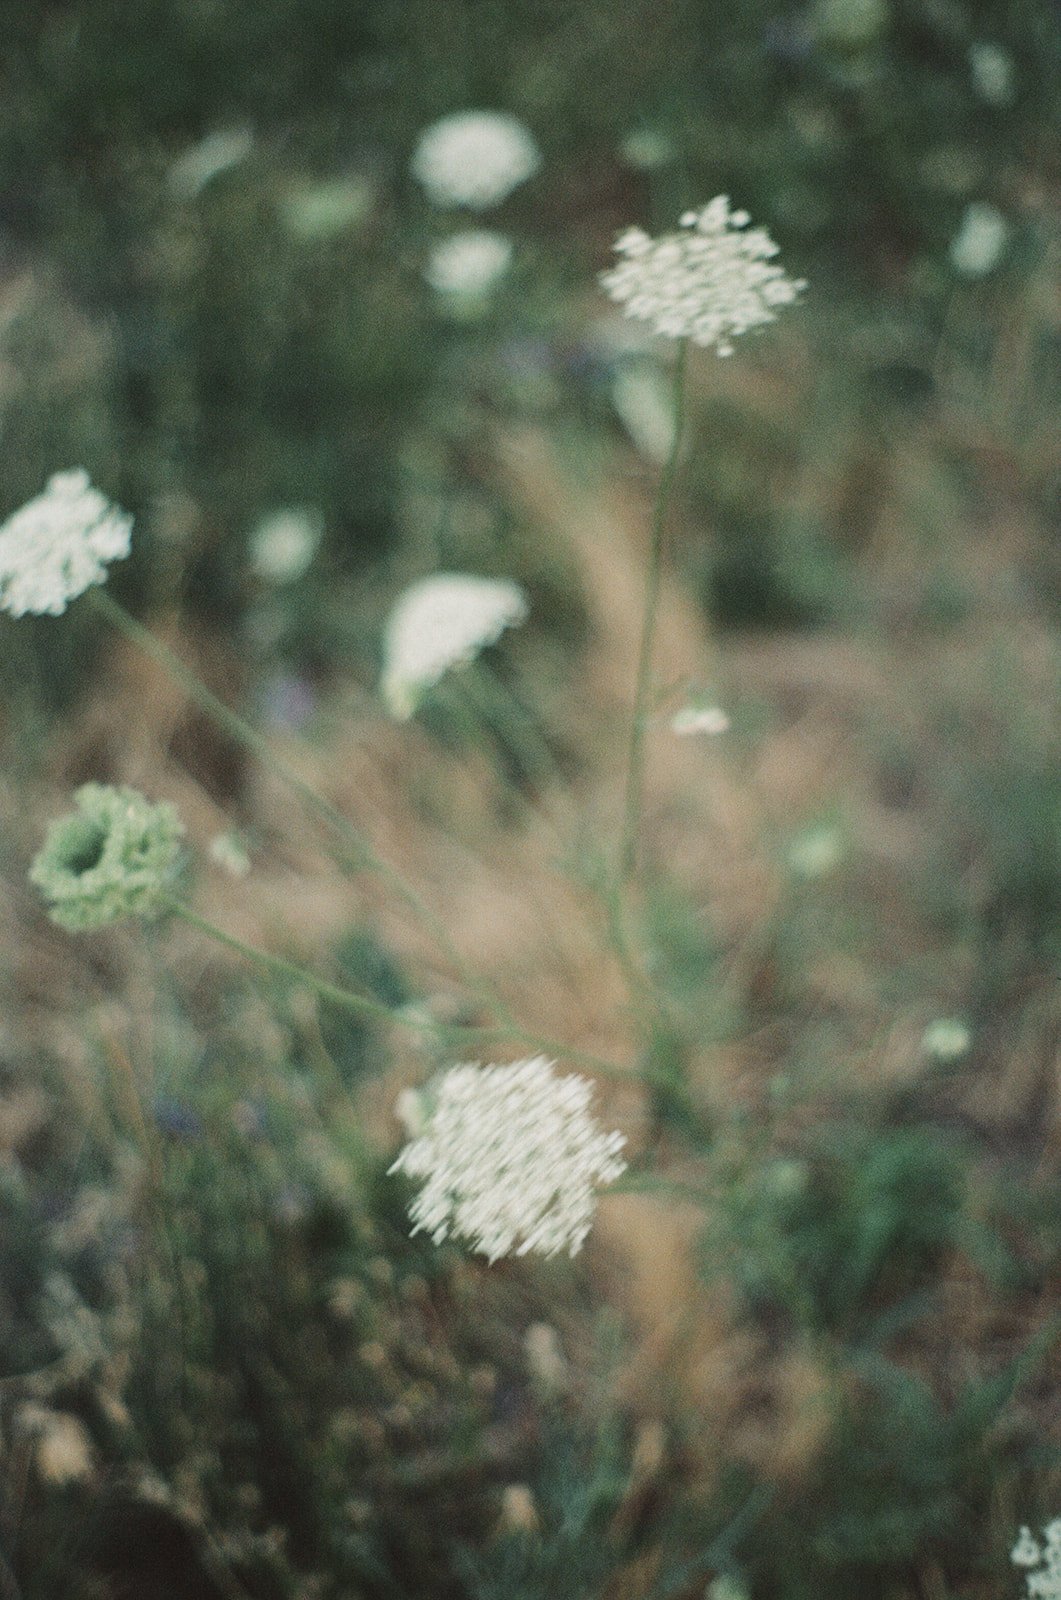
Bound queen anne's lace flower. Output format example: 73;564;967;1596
380;572;528;719
425;229;513;298
0;471;133;617
30;784;183;932
388;1057;627;1263
600;197;806;356
1012;1520;1061;1599
411;111;541;210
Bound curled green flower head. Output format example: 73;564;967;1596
30;784;184;932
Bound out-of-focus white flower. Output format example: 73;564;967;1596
170;127;253;198
949;202;1008;278
208;831;252;878
395;1086;428;1137
380;572;528;719
1012;1520;1061;1599
425;229;513;299
600;197;805;356
0;470;132;617
968;42;1015;107
705;1578;751;1600
620;129;675;170
411;111;541;210
16;1404;95;1485
671;704;730;736
248;507;321;584
920;1017;971;1062
787;822;844;879
611;362;677;462
388;1056;627;1263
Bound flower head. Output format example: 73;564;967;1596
1012;1520;1061;1599
411;111;541;210
425;229;513;299
30;784;183;932
600;197;805;356
388;1056;627;1263
0;470;132;617
380;572;528;719
671;704;730;736
248;507;321;584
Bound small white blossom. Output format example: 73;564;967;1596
0;470;132;617
600;197;806;357
671;704;730;736
920;1017;971;1062
425;229;513;298
949;202;1008;278
380;572;528;719
248;507;321;584
208;831;252;878
968;42;1015;107
1013;1520;1061;1600
169;126;253;198
411;111;541;210
388;1056;627;1263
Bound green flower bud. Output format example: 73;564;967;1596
30;784;183;932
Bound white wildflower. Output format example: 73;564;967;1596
787;822;844;878
380;572;528;719
600;197;805;357
968;42;1015;107
388;1056;627;1263
411;111;541;210
620;129;675;171
1013;1520;1061;1600
16;1404;95;1485
920;1017;971;1062
0;470;132;617
611;362;677;463
169;126;253;198
425;229;513;299
949;202;1008;278
671;704;730;736
208;831;252;878
248;507;321;584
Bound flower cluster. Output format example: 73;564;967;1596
0;470;132;617
388;1057;627;1262
411;111;540;210
1012;1520;1061;1599
600;196;805;356
30;784;184;932
380;572;528;718
425;229;513;299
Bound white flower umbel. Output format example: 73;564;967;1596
0;470;133;617
600;196;806;357
1012;1520;1061;1599
248;507;321;584
411;111;541;210
425;230;513;299
388;1057;628;1263
949;201;1008;278
671;704;730;736
380;572;528;719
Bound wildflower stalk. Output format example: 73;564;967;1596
163;897;650;1086
89;588;497;1011
619;338;689;880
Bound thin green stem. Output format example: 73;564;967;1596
164;899;648;1086
90;588;499;1013
619;341;690;880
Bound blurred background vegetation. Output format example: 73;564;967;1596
1;1;1060;1596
